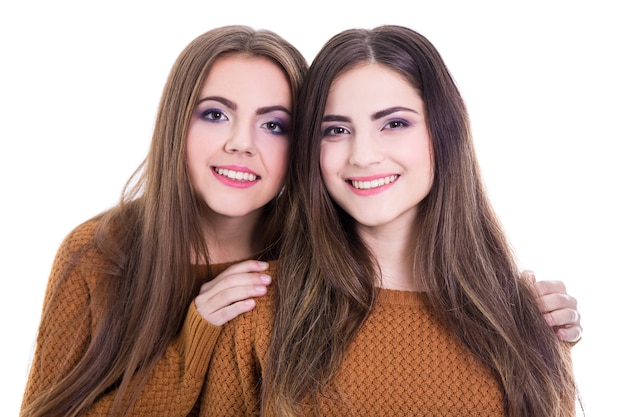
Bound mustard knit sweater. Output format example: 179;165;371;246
21;219;224;416
200;273;506;416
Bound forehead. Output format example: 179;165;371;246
325;63;421;112
201;54;291;101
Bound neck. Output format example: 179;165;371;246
357;222;425;292
200;210;263;264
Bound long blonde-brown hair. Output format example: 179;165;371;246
23;25;307;417
265;25;577;417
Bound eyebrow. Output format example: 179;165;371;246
372;106;418;120
257;105;291;117
198;96;236;110
322;106;418;123
322;115;351;123
197;96;291;116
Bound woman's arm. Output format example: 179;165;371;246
20;225;221;417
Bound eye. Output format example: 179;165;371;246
262;120;289;135
322;126;350;137
201;109;228;122
384;119;409;130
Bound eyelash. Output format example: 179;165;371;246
384;119;409;130
322;126;349;137
201;109;228;122
262;121;289;136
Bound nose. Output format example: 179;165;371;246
348;132;383;167
224;128;256;156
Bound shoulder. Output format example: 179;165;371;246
53;218;101;266
48;217;114;292
39;219;106;321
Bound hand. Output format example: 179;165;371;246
195;260;271;326
522;270;582;343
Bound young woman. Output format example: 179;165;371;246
20;26;308;417
200;25;579;416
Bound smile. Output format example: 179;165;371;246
349;175;398;190
213;167;258;182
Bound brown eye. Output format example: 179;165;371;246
261;121;288;136
201;109;227;122
383;119;409;130
325;127;347;135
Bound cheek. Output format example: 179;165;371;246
185;129;214;191
319;144;336;181
418;143;435;190
185;127;207;163
185;156;202;195
413;136;433;171
399;136;434;184
319;145;346;199
266;140;290;180
185;136;204;174
417;145;433;173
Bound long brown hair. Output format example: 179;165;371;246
265;25;577;417
23;25;307;417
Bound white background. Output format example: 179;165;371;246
1;1;624;415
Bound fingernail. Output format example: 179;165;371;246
260;274;271;283
258;261;269;269
255;285;268;293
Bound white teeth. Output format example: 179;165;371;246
350;175;398;190
215;168;257;182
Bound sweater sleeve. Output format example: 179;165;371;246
199;317;260;417
71;303;222;416
20;225;95;413
198;274;275;417
20;221;222;416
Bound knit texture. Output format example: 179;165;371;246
201;272;505;416
21;219;225;416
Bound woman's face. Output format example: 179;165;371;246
186;54;291;220
320;63;434;232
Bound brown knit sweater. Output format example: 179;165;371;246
21;219;226;416
200;269;506;416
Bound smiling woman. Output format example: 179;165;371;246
19;25;308;417
199;25;580;417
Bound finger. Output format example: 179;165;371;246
520;269;536;283
537;292;577;313
199;271;271;295
196;281;270;325
544;307;580;328
556;325;583;343
205;260;269;289
199;262;271;295
221;259;269;274
198;279;269;312
533;279;567;297
206;298;258;326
